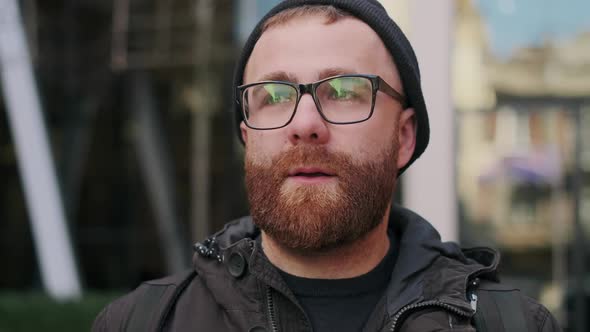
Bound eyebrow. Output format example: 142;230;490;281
257;71;298;82
318;67;359;80
255;67;360;84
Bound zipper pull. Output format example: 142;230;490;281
468;277;480;312
470;293;478;311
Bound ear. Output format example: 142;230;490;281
396;108;416;170
240;121;248;145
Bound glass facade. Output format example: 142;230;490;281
0;0;245;290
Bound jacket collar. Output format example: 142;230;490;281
192;205;500;320
384;205;499;318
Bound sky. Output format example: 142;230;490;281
475;0;590;58
235;0;590;59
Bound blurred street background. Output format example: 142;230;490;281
0;0;588;330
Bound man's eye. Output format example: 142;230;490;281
262;85;293;105
330;88;357;100
264;93;292;105
325;78;366;101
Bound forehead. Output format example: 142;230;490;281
244;15;401;88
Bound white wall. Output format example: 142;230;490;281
381;0;458;242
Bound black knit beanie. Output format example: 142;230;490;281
232;0;429;174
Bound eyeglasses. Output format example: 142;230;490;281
236;74;407;130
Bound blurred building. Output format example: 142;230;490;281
0;0;588;330
454;0;590;330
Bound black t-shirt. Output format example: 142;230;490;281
278;234;397;332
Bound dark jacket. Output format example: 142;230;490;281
92;206;561;331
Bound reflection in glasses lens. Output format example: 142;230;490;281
317;77;373;123
243;83;298;129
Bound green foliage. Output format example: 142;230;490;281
0;292;122;332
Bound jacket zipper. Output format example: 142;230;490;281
266;287;279;332
389;300;472;332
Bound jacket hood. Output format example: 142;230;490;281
192;205;500;322
383;206;499;318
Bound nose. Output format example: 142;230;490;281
287;94;330;145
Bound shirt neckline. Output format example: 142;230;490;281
277;232;397;297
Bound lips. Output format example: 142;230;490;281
288;167;336;178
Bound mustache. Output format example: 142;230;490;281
268;145;355;177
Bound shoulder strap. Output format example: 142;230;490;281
125;269;197;332
471;280;531;332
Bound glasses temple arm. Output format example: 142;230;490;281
378;77;408;109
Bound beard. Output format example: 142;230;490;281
244;138;399;253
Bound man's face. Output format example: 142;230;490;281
241;15;416;252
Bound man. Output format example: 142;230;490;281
93;1;561;331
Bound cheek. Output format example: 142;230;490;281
245;132;283;165
364;107;400;149
333;119;397;157
328;132;387;165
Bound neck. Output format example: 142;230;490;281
261;207;391;279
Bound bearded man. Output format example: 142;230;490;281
93;1;561;331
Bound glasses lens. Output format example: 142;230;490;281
316;76;373;123
242;83;297;129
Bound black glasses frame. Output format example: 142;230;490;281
236;74;407;130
